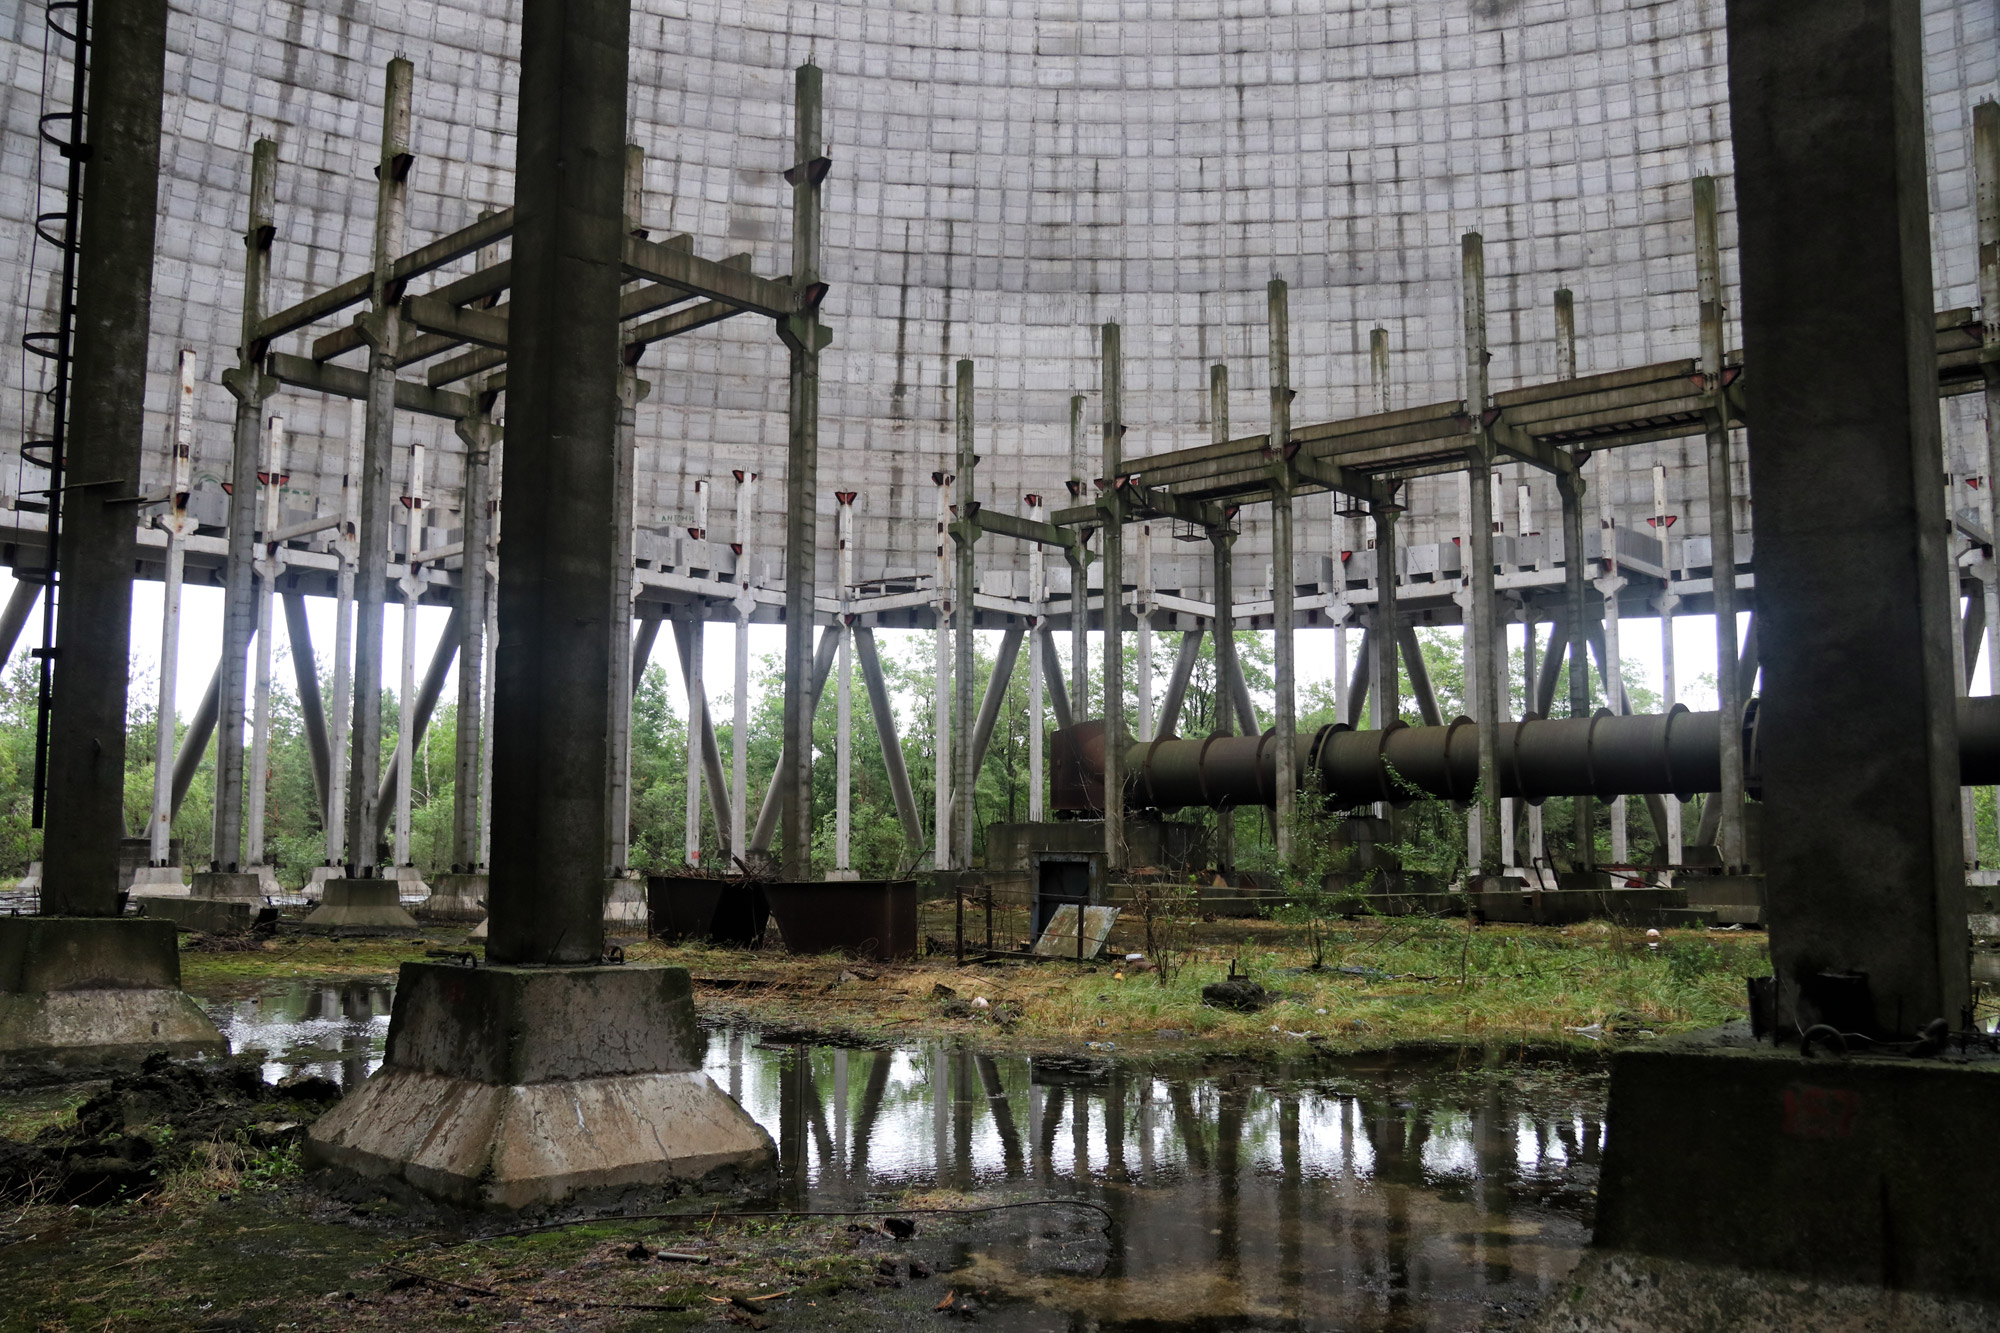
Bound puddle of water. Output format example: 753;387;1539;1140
208;979;1602;1330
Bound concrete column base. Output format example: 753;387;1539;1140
15;862;41;895
418;872;488;922
128;866;188;895
1593;1025;2000;1304
305;962;773;1210
603;872;647;932
467;915;488;940
190;870;271;902
302;879;421;932
0;916;225;1083
385;864;431;903
307;864;342;889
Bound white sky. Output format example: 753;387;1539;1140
4;568;1954;729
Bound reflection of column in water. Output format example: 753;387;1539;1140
1165;1080;1210;1171
1070;1088;1090;1180
930;1045;948;1178
1103;1070;1127;1180
797;1050;835;1184
1028;1082;1047;1183
1135;1079;1155;1183
950;1051;974;1188
728;1031;742;1103
339;983;372;1023
976;1055;1023;1179
1278;1095;1303;1316
1473;1086;1514;1283
1363;1094;1422;1318
848;1050;893;1181
1214;1080;1246;1281
777;1047;806;1208
1037;1083;1065;1185
832;1049;849;1187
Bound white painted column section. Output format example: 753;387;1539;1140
151;350;198;866
934;472;953;872
731;470;756;864
393;441;427;867
246;414;286;869
1028;493;1047;822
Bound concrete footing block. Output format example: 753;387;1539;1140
385;865;430;904
128;866;188;896
190;870;271;902
418;872;488;923
467;916;487;940
0;916;226;1082
134;895;252;935
603;873;647;933
1594;1024;2000;1304
305;962;773;1210
302;879;421;932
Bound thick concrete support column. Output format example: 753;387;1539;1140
392;445;428;868
1596;461;1631;862
1462;235;1501;877
1729;0;1965;1035
1652;464;1683;863
150;353;197;866
452;414;492;870
1100;324;1125;870
1373;505;1402;728
246;417;286;869
1559;468;1593;869
834;493;856;873
1267;280;1296;862
1135;525;1154;740
730;471;755;864
485;0;631;966
327;400;362;868
932;474;952;872
345;63;413;877
372;609;461;844
779;64;826;881
607;370;644;875
1068;394;1089;718
1695;177;1748;872
952;360;977;871
213;140;278;873
42;0;172;914
1027;494;1047;822
1209;364;1236;869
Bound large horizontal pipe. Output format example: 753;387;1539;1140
1053;697;2000;813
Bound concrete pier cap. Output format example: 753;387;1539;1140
305;961;774;1210
0;916;225;1083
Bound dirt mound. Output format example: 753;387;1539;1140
0;1052;343;1204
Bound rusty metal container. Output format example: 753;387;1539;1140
646;874;768;947
763;879;918;961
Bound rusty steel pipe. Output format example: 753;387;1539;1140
1069;696;2000;813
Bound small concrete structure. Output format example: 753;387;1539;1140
190;870;271;902
302;878;420;931
602;872;647;933
417;871;487;922
127;866;188;895
134;895;252;934
306;962;772;1209
385;864;430;904
0;917;225;1081
14;862;40;897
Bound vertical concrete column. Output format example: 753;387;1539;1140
478;481;499;868
1136;524;1154;740
1027;493;1046;822
213;139;279;874
327;399;362;869
953;360;977;872
731;470;755;864
1975;100;2000;855
1267;280;1296;863
1948;474;1979;866
1695;176;1747;871
608;369;646;873
1652;464;1683;863
834;493;855;875
393;444;426;867
451;412;492;870
1555;288;1593;869
486;0;631;965
1462;234;1501;877
345;61;413;876
246;415;286;868
1729;0;1966;1035
1373;503;1401;728
1595;462;1630;862
1101;323;1125;871
1519;602;1545;869
933;472;952;871
682;607;706;867
1209;364;1235;869
780;64;827;881
281;591;331;815
150;351;198;867
1069;395;1088;715
42;0;172;913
